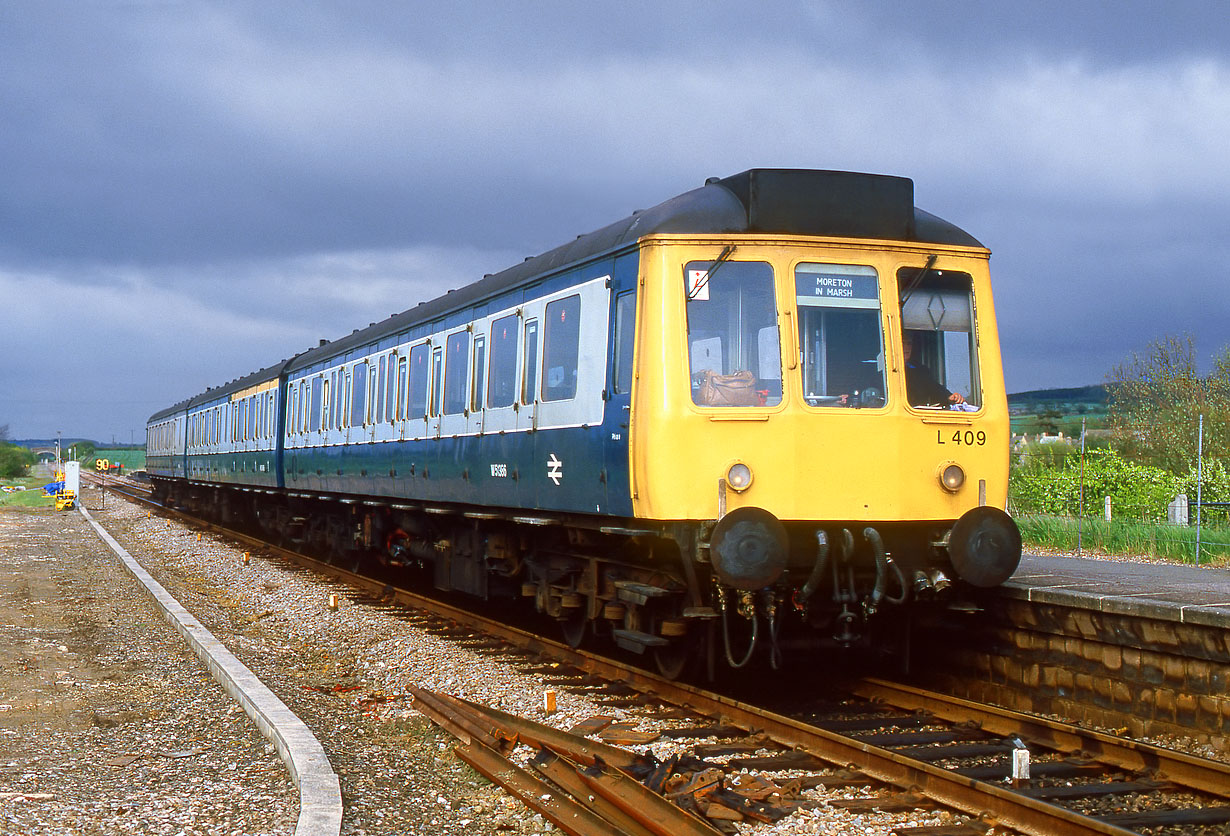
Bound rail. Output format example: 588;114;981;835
90;478;1230;835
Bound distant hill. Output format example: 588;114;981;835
1008;384;1109;407
12;438;95;449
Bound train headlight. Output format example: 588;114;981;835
939;463;965;492
726;462;753;492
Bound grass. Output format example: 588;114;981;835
89;449;146;472
1016;512;1230;566
0;475;57;509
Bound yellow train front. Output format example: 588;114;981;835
626;170;1019;668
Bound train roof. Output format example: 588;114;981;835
150;169;984;422
281;169;982;375
147;358;291;422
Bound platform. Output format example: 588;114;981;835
1001;553;1230;629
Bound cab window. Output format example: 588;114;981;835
684;260;781;407
897;267;980;409
796;263;886;408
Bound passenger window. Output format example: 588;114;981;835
443;331;470;415
897;268;981;409
329;372;339;429
385;353;398;424
376;357;387;424
542;296;581;401
322;377;332;431
684;260;781;407
487;314;518;408
614;292;635;395
396;357;407;420
368;365;377;424
522;319;539;404
335;372;343;429
431;347;444;416
350;363;367;427
341;371;351;428
471;335;486;413
299;381;308;435
310;380;322;431
407;344;429;419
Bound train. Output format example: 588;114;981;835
147;168;1021;677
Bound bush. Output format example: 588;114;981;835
0;443;34;478
1011;448;1178;522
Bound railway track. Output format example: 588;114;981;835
85;475;1230;836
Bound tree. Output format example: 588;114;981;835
73;441;96;462
1037;407;1063;435
0;442;33;478
0;424;9;442
1108;334;1230;474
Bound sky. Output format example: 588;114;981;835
3;1;1229;442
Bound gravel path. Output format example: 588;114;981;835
0;506;297;836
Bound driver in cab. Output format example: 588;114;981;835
903;332;965;407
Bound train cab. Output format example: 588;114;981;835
627;171;1020;642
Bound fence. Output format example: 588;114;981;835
1007;416;1229;564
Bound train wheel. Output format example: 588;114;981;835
557;591;587;648
558;611;587;649
653;636;694;680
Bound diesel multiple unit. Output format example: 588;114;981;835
147;169;1021;676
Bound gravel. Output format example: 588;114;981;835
7;488;1225;835
0;505;297;836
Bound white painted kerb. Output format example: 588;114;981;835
79;507;343;836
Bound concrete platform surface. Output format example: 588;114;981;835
1000;553;1230;628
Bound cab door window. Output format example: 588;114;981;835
613;292;635;395
683;260;781;407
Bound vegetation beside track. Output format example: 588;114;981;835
1010;334;1230;564
0;475;56;509
87;448;146;472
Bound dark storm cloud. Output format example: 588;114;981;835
2;1;1229;439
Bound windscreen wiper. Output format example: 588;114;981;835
687;245;736;299
899;253;937;306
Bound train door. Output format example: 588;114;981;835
406;342;431;443
603;289;636;515
428;345;444;439
516;315;540;507
468;333;486;436
530;280;610;514
518;317;539;433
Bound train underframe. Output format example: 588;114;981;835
153;478;1015;679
